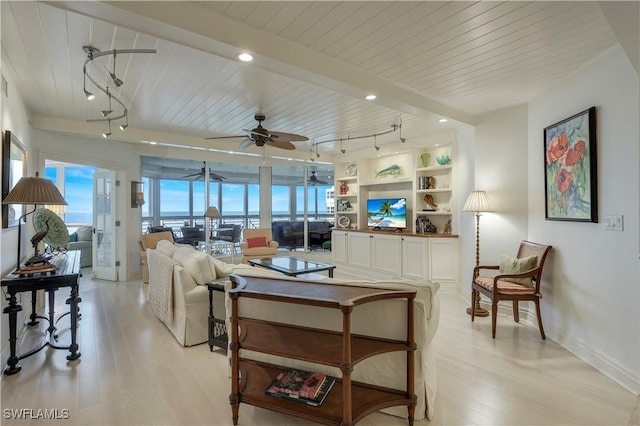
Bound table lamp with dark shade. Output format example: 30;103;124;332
463;190;495;317
1;172;67;268
204;206;220;239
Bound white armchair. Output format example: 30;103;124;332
240;228;279;264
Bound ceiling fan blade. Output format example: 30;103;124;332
182;172;202;178
268;131;309;142
210;172;226;182
205;135;246;140
238;139;253;150
266;140;296;150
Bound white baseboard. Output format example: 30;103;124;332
456;286;640;396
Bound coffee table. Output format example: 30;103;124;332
248;256;336;278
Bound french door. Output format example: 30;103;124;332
92;170;118;281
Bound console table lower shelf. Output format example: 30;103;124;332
235;359;415;426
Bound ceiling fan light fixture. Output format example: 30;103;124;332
238;52;253;62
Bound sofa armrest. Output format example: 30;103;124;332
239;241;248;250
268;241;279;249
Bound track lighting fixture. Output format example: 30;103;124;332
83;45;156;136
83;65;95;100
108;52;124;87
102;119;112;138
316;122;404;153
101;87;112;117
119;110;128;131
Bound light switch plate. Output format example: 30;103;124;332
604;215;623;231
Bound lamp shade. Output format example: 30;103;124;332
463;190;494;213
2;172;67;206
204;206;220;218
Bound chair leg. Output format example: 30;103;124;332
470;289;477;321
513;300;520;323
491;301;498;338
535;298;546;340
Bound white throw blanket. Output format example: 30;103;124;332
147;249;175;323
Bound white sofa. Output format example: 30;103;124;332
224;267;440;421
145;241;255;346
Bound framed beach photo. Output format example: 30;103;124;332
544;107;597;222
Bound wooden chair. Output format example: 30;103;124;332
471;241;553;339
138;231;175;283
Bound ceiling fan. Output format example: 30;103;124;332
205;113;308;150
182;162;226;182
305;171;329;186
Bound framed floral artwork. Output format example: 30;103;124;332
544;107;597;222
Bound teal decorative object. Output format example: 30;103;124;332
436;155;451;165
32;208;69;249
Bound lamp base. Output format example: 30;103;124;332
466;296;490;317
24;253;51;266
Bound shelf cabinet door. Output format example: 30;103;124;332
428;238;458;283
402;236;428;280
348;233;372;268
371;233;402;276
332;231;348;264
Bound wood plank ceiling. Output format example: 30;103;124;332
1;1;620;159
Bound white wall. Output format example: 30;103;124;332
529;46;639;393
0;60;37;361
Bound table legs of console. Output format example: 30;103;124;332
65;284;81;361
3;291;23;375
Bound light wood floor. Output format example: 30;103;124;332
1;261;638;426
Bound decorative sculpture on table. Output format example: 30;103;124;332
423;194;438;211
375;164;401;178
443;219;452;235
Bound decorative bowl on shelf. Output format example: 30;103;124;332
436;155;451;165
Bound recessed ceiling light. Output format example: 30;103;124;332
438;118;448;123
149;141;157;145
365;94;376;100
238;53;253;62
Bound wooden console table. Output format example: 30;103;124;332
0;250;82;375
228;274;417;426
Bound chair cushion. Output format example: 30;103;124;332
499;254;537;286
474;276;536;295
247;236;268;248
173;247;216;284
76;225;92;241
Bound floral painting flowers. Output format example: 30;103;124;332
544;107;598;222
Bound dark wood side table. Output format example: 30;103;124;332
206;278;228;352
1;250;82;375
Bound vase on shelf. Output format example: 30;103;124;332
339;181;349;195
420;153;431;167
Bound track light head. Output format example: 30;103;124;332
102;131;111;138
400;137;407;143
340;149;346;154
101;110;112;117
84;89;95;100
119;123;128;131
111;75;124;87
375;146;380;151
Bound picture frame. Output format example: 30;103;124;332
2;130;28;228
543;107;597;222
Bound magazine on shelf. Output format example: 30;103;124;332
265;368;336;406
